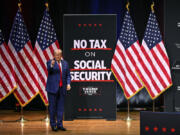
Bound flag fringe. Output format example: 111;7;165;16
39;92;48;106
135;70;173;100
111;68;144;99
0;85;17;102
13;91;39;107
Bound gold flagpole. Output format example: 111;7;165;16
151;2;155;13
45;2;49;11
16;106;28;122
15;1;28;123
42;2;50;123
126;1;130;12
151;1;156;112
124;1;132;121
18;2;22;12
42;106;49;122
126;100;132;121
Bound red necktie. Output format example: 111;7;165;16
58;62;63;87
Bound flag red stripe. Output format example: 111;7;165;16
34;46;48;104
14;73;31;101
14;89;25;104
127;52;155;97
156;44;170;66
151;45;172;84
141;45;167;88
0;91;3;98
113;55;136;93
116;45;142;88
131;46;161;93
126;46;156;97
55;40;60;49
25;43;46;85
17;52;37;95
8;47;32;99
0;76;9;94
43;49;50;61
19;46;43;91
0;55;14;83
26;43;47;105
26;43;46;85
34;49;48;77
0;63;13;90
49;44;54;55
0;48;14;88
151;46;172;84
35;69;46;86
111;65;130;97
131;44;161;93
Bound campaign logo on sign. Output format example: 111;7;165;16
177;22;180;28
177;86;180;91
172;60;180;71
79;86;101;96
174;43;180;49
175;107;180;112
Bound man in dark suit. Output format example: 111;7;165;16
46;49;71;131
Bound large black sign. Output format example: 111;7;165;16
164;0;180;112
63;14;116;120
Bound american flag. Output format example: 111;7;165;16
34;9;60;105
8;10;40;106
111;11;143;99
137;11;172;99
0;29;17;102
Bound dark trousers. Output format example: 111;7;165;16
47;87;64;127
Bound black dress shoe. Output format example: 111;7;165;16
58;126;67;131
51;126;58;132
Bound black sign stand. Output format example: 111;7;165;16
63;14;117;120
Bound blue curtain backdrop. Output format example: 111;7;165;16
0;0;164;109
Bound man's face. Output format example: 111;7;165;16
54;51;62;61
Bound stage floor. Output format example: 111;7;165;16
0;110;140;135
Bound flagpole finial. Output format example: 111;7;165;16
18;2;22;12
45;2;49;11
126;2;130;12
151;2;155;13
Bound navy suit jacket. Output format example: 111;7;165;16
46;59;71;95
